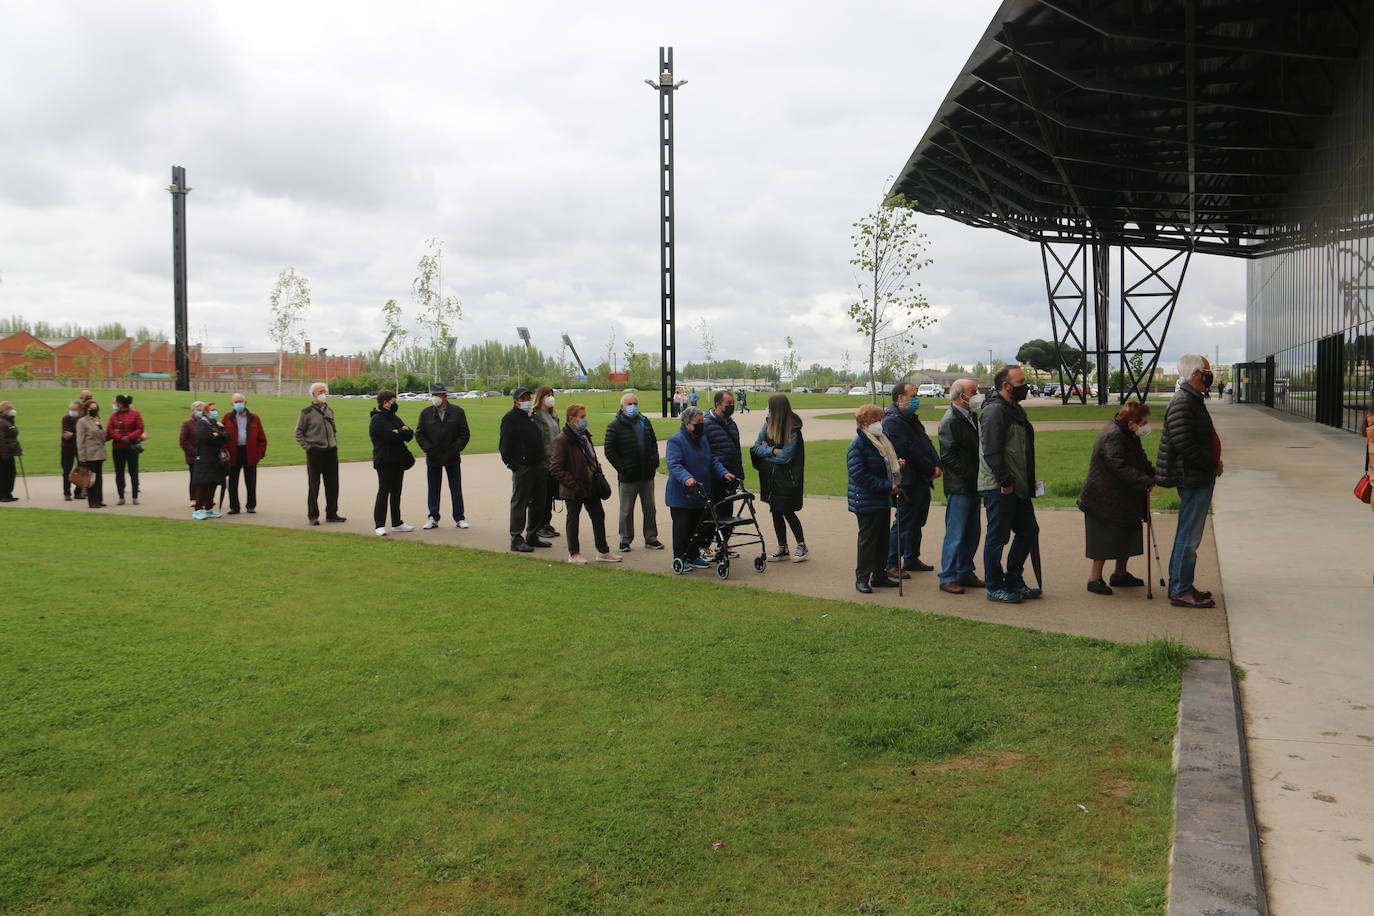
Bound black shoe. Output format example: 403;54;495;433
526;537;552;548
619;542;632;552
644;539;665;550
307;518;321;526
1087;578;1114;595
870;575;900;588
538;526;559;538
909;560;935;572
1108;572;1144;588
855;577;873;594
325;515;347;523
511;538;534;553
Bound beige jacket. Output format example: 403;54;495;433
76;416;107;462
294;403;338;450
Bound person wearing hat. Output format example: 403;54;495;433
179;401;205;507
0;400;20;502
415;383;471;529
498;387;548;552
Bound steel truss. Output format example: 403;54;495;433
1039;239;1192;404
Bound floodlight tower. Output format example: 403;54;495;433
645;48;687;417
168;166;191;391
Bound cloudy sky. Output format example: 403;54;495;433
0;0;1247;373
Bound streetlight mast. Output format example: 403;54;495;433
168;166;191;391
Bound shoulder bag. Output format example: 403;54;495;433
1356;451;1371;504
68;465;95;489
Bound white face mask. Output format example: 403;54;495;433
544;396;555;408
518;400;533;413
7;409;14;417
1135;423;1152;438
315;391;328;403
865;421;884;437
432;396;444;407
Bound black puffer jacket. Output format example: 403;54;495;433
1155;385;1218;489
603;411;660;482
1077;419;1155;525
937;405;978;496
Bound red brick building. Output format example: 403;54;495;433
198;343;367;384
0;332;203;380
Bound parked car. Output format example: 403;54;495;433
849;385;878;396
484;390;503;397
791;386;810;394
824;386;847;395
916;383;944;398
1042;383;1063;398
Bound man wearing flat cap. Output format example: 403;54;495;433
415;383;472;529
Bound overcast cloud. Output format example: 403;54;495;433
0;0;1246;373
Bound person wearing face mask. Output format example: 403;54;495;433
530;385;562;541
936;379;985;594
665;406;734;571
499;387;549;552
75;401;108;508
603;392;663;552
180;401;206;507
752;394;808;562
1077;401;1156;595
550;403;622;564
882;381;942;580
415;383;471;530
106;394;146;506
848;403;902;593
294;382;346;526
223;393;267;515
977;365;1040;604
1155;354;1223;608
60;401;82;500
703;390;747;556
0;401;20;502
190;402;227;520
368;389;416;536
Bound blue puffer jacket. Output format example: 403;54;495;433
665;427;729;509
846;432;893;515
703;408;745;498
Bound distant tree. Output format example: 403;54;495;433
412;238;463;385
267;267;311;396
782;336;800;382
71;354;94;385
622;339;637;386
944;363;964;374
380;298;407;392
605;327;617;374
696;318;716;384
7;363;33;386
971;360;988;380
848;190;935;403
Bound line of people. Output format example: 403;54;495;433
845;356;1225;608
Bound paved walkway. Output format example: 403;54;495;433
1209;402;1374;914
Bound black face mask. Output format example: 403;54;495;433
1201;370;1215;389
387;403;399;413
1010;383;1029;403
690;424;704;437
721;404;735;418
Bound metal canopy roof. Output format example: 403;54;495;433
891;0;1368;258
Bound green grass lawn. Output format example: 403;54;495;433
0;509;1191;914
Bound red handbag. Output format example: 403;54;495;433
1357;475;1372;504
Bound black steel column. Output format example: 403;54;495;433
1117;244;1192;403
1092;241;1110;405
169;166;191;391
648;48;686;418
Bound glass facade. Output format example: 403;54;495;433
1246;16;1374;433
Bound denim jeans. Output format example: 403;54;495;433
981;490;1038;591
939;493;982;584
1168;485;1213;597
887;483;931;569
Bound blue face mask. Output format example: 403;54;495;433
624;404;640;418
68;410;79;418
233;402;246;412
905;397;921;413
576;418;588;432
208;409;219;420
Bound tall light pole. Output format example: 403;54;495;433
645;48;687;417
168;166;191;391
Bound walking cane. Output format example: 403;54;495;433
895;488;904;598
17;455;30;500
1144;491;1153;600
1146;492;1166;590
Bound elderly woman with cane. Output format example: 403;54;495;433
847;403;903;594
1076;400;1156;595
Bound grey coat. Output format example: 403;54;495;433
76;416;107;462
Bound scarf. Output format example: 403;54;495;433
863;427;902;484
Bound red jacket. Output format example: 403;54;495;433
222;409;268;467
179;417;198;465
106;408;146;450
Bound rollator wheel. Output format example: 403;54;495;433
673;558;686;575
753;555;767;573
717;562;730;580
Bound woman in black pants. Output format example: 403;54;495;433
752;394;808;562
369;390;415;536
549;403;622;564
847;403;901;593
61;401;81;499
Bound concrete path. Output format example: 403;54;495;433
1209;402;1374;914
11;447;1230;655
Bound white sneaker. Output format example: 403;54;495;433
793;543;809;563
391;523;414;533
422;516;438;530
375;527;388;536
456;519;470;529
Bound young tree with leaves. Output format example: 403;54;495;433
696;318;716;385
848;191;934;403
412;238;463;385
267;267;311;396
380;298;408;392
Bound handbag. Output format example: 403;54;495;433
69;465;95;489
218;448;232;471
130;441;145;455
593;470;612;501
1357;453;1371;504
